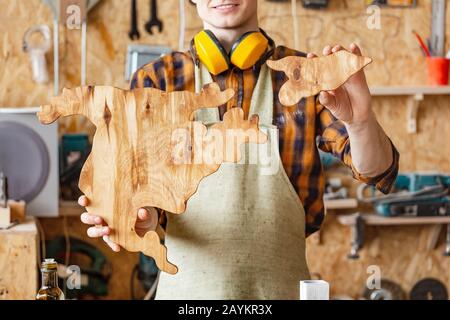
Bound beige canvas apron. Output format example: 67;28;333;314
155;63;310;300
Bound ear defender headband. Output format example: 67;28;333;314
192;29;274;75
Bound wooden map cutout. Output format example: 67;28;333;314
38;84;267;274
266;50;372;106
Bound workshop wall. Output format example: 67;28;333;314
1;0;449;299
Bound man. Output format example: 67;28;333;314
79;0;399;299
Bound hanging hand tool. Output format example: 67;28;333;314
145;0;163;35
0;172;8;210
22;25;52;84
347;213;364;259
129;0;141;40
0;172;13;229
431;0;446;57
302;0;329;9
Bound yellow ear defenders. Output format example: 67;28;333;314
192;29;274;75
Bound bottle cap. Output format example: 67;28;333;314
42;258;58;269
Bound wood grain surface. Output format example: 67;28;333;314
0;218;38;300
37;84;267;274
267;50;372;106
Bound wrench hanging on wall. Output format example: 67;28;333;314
145;0;163;35
129;0;140;40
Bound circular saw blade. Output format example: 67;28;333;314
0;121;50;202
410;278;448;300
363;279;406;300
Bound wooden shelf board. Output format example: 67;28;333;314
370;86;450;96
0;107;40;114
338;213;450;226
0;217;37;234
324;198;358;210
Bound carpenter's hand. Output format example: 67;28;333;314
78;195;159;252
307;43;372;125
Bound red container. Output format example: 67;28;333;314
427;57;450;85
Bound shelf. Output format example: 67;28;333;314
369;86;450;134
0;107;40;114
370;85;450;96
338;213;450;226
324;198;358;210
337;213;450;258
0;217;37;234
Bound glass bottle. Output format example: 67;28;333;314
36;258;65;300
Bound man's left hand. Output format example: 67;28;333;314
307;43;372;125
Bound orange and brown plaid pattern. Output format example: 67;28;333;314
130;45;399;236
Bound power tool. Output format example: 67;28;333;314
46;236;111;299
358;173;450;217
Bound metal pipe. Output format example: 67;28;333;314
81;20;87;86
178;0;186;51
53;18;59;96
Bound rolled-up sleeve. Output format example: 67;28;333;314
316;101;399;194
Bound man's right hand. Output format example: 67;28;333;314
78;195;159;252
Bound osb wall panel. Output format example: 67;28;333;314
0;226;37;300
1;0;449;299
373;96;450;172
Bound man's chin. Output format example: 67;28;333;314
206;20;244;30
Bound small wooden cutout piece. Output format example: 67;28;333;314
267;50;373;106
38;84;267;274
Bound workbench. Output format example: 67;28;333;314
0;217;39;300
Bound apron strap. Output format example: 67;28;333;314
194;64;221;124
194;63;274;127
248;64;273;127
